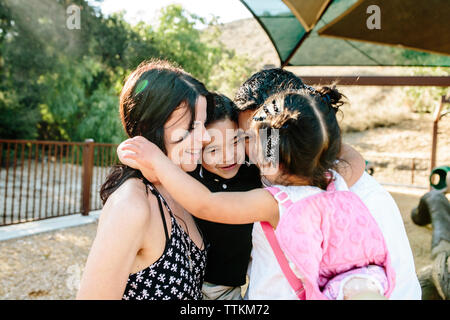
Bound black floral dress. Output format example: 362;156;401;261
122;182;207;300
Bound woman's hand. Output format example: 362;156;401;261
337;143;365;187
343;277;387;300
117;136;166;182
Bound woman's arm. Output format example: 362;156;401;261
336;143;365;187
118;136;279;227
76;186;150;299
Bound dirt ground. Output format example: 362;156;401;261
0;221;98;300
388;190;433;272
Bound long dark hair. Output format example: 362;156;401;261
253;86;345;189
100;59;208;204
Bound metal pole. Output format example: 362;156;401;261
431;96;446;173
430;95;450;191
82;139;95;216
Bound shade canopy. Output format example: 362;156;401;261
240;0;450;67
283;0;331;31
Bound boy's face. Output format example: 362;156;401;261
202;118;246;179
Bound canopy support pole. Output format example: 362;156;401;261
430;95;450;183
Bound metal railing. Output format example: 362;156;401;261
364;153;442;189
1;139;446;226
0;139;118;226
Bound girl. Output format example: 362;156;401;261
234;68;420;299
77;59;211;300
188;93;261;300
118;86;395;299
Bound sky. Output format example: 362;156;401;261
92;0;253;25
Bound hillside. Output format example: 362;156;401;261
218;18;280;70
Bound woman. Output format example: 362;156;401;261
76;59;211;300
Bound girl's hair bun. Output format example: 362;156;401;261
316;85;346;112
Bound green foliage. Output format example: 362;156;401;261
208;49;256;98
0;90;39;139
36;56;124;143
0;1;255;142
403;67;450;113
153;5;213;80
198;14;256;98
150;4;256;96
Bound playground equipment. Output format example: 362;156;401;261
364;160;374;175
430;166;450;192
411;166;450;300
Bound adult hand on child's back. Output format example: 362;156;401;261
343;277;387;300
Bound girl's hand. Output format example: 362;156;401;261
117;140;140;170
117;136;166;181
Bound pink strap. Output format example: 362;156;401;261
263;187;304;299
261;221;305;299
324;171;336;192
326;181;336;192
265;186;294;209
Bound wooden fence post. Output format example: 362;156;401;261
82;139;94;215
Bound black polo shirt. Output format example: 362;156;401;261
188;161;262;286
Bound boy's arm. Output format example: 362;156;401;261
336;143;365;187
118;136;279;227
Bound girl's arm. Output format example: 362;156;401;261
76;184;149;299
118;136;279;227
336;143;365;187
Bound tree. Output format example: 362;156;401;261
152;4;256;97
0;1;256;142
